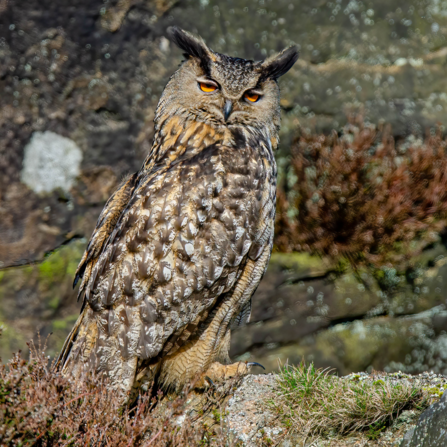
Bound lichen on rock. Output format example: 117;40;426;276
21;131;83;194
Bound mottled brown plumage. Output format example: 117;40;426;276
56;27;298;398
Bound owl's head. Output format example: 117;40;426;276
156;27;298;136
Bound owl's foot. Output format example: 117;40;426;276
196;361;265;389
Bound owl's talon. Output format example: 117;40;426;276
205;375;215;388
247;362;265;370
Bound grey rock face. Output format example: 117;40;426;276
225;374;281;446
401;391;447;447
231;247;447;377
201;372;445;446
2;0;447;377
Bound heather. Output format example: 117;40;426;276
275;119;447;269
3;121;447;446
0;341;205;447
1;343;441;446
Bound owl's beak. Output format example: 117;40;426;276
223;100;233;122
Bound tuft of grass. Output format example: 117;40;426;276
212;409;222;423
272;361;430;438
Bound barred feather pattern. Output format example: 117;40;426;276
57;116;277;395
54;27;297;396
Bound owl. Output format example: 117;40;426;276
56;27;298;399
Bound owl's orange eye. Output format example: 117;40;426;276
244;92;260;102
199;82;217;93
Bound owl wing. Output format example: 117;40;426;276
58;142;275;390
73;172;139;291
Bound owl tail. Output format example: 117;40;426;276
55;307;138;399
54;307;88;374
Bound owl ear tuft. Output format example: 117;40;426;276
259;46;299;80
167;27;214;63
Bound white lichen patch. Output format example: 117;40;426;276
21;131;82;194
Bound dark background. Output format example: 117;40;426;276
1;0;447;375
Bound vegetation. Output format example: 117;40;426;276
3;121;447;445
0;346;436;446
0;340;207;446
271;361;431;439
275;119;447;268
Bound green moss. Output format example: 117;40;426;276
38;240;84;288
48;297;60;310
212;409;221;423
52;320;67;331
0;322;28;359
38;252;68;284
0;241;85;361
52;315;78;332
334;258;351;275
423;387;444;398
67;257;80;277
270;252;328;271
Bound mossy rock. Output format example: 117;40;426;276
0;240;84;360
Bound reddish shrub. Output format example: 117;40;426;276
275;120;447;267
0;342;205;446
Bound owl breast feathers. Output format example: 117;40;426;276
56;27;298;397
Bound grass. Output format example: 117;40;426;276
271;361;431;439
0;335;435;446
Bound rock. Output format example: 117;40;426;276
2;0;447;270
400;391;447;447
170;0;447;142
230;252;383;368
2;0;447;379
0;0;177;269
0;240;84;359
225;374;281;446
2;235;447;373
231;243;447;375
243;306;447;377
181;371;446;446
401;428;415;446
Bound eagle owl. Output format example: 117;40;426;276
56;27;298;398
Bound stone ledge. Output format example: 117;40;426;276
195;371;447;446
